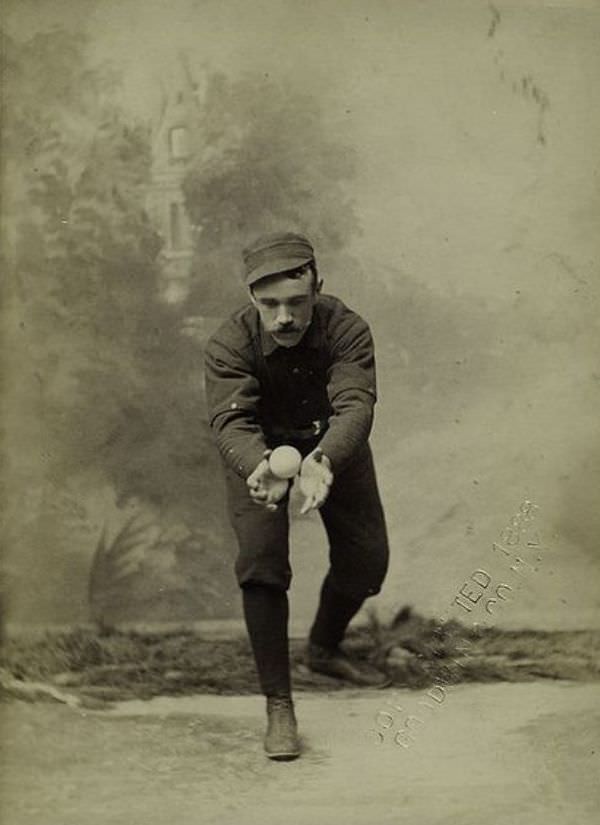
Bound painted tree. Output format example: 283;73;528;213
182;72;361;314
2;29;230;624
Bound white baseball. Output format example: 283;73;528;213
269;446;302;479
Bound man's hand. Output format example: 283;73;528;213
246;455;289;511
299;448;333;514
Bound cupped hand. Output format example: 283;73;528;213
299;448;333;514
246;455;290;511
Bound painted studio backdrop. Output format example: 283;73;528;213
2;0;599;633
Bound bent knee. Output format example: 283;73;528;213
236;564;292;592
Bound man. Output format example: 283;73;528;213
204;231;389;760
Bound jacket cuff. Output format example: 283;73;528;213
223;439;268;480
316;432;356;475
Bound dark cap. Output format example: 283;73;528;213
242;231;315;286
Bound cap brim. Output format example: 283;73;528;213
245;254;313;286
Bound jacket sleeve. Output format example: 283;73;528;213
204;336;268;479
317;315;377;473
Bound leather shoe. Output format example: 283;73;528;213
264;695;301;760
306;642;391;688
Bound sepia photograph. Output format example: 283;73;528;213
1;1;599;823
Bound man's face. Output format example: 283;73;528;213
250;268;321;348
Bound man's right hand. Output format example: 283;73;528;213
246;456;289;511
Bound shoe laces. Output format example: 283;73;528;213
267;695;294;712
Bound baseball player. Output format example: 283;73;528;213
204;231;389;759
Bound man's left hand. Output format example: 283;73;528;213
299;448;333;514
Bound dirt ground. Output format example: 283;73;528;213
1;681;598;825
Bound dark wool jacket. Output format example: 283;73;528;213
204;294;377;479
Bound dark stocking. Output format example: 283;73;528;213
309;574;365;650
242;585;291;697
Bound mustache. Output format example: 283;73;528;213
273;322;308;334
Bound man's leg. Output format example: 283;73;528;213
308;443;390;685
309;574;365;651
242;584;291;698
224;467;300;759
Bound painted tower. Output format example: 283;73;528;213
146;55;203;304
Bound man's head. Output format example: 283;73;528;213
243;232;323;348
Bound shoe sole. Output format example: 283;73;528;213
307;663;392;689
266;750;301;761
